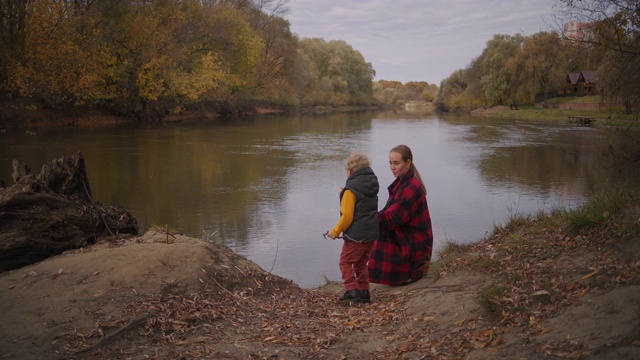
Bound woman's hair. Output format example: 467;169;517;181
346;152;371;172
390;144;427;195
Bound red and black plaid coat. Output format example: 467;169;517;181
368;169;433;285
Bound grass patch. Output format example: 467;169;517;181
469;256;503;273
551;95;601;104
478;284;508;320
430;240;473;277
437;241;472;259
496;212;532;233
478;97;637;124
567;184;640;235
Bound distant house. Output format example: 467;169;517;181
563;71;597;96
581;71;596;95
565;72;581;95
563;20;595;41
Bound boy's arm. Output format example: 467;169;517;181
328;189;356;238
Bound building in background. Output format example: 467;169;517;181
563;20;595;40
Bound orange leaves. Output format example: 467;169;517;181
466;329;500;349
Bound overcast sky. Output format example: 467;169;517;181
286;0;564;85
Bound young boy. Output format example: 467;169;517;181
324;152;379;303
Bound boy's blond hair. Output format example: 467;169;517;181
345;152;371;172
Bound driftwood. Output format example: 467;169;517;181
0;152;139;273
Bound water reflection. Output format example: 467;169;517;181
0;112;632;288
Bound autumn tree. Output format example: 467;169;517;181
0;0;29;95
403;81;429;101
250;15;299;106
373;80;437;105
10;1;114;109
1;0;378;119
372;80;402;105
423;83;439;102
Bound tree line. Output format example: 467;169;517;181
4;1;631;123
0;0;387;121
435;0;640;119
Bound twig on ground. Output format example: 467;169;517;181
62;312;155;359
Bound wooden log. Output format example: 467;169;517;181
0;152;139;273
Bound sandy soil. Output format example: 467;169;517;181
1;218;639;360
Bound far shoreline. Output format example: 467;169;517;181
1;96;635;133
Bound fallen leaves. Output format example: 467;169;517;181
45;212;640;359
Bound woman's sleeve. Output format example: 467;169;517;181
330;189;356;237
378;181;420;231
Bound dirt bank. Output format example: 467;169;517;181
1;207;639;360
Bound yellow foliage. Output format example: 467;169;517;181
10;1;115;104
168;52;228;103
210;6;264;88
137;57;169;101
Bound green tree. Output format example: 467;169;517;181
462;56;487;105
507;31;568;107
479;34;524;106
434;69;468;111
298;38;374;106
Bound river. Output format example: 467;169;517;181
0;110;627;288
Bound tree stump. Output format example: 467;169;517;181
0;152;139;272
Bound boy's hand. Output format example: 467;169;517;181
323;231;336;240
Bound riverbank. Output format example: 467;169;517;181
0;98;388;131
469;97;637;126
1;183;638;359
1;95;633;131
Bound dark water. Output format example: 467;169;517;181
0;111;629;288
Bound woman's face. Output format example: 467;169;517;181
389;151;410;178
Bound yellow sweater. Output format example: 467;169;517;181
330;189;356;238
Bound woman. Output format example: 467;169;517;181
369;145;433;286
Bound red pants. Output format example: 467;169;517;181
340;240;374;291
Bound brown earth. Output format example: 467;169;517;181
1;212;639;359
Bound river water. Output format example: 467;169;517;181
0;111;627;288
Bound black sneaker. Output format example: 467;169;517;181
356;289;371;303
339;289;360;302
